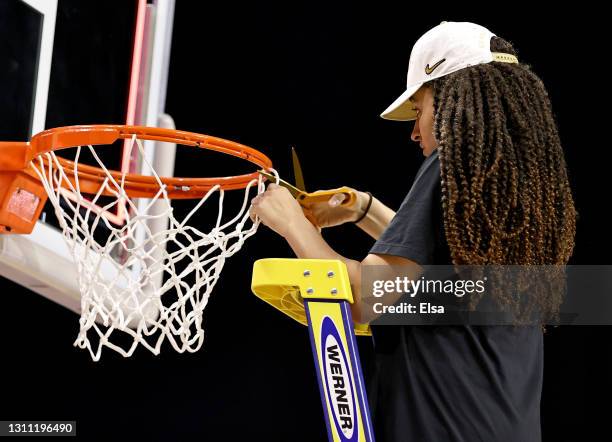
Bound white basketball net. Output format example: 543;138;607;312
29;136;269;361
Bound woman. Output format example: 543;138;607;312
250;21;576;442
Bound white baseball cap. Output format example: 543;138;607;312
381;21;519;121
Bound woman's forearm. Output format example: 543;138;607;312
354;193;396;240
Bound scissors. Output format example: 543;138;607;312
258;147;357;207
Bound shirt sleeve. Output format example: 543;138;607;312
368;151;442;265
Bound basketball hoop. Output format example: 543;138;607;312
0;125;274;361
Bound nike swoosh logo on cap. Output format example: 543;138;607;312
425;58;446;75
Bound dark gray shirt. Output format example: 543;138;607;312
368;149;543;442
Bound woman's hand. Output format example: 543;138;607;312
249;183;310;238
302;188;369;228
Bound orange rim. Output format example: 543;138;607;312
27;125;273;198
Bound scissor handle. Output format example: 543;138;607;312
297;187;357;207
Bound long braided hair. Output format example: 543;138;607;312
428;36;577;319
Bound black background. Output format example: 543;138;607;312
1;1;611;441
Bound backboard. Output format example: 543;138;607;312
0;0;176;312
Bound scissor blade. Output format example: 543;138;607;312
257;170;303;199
291;147;306;192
